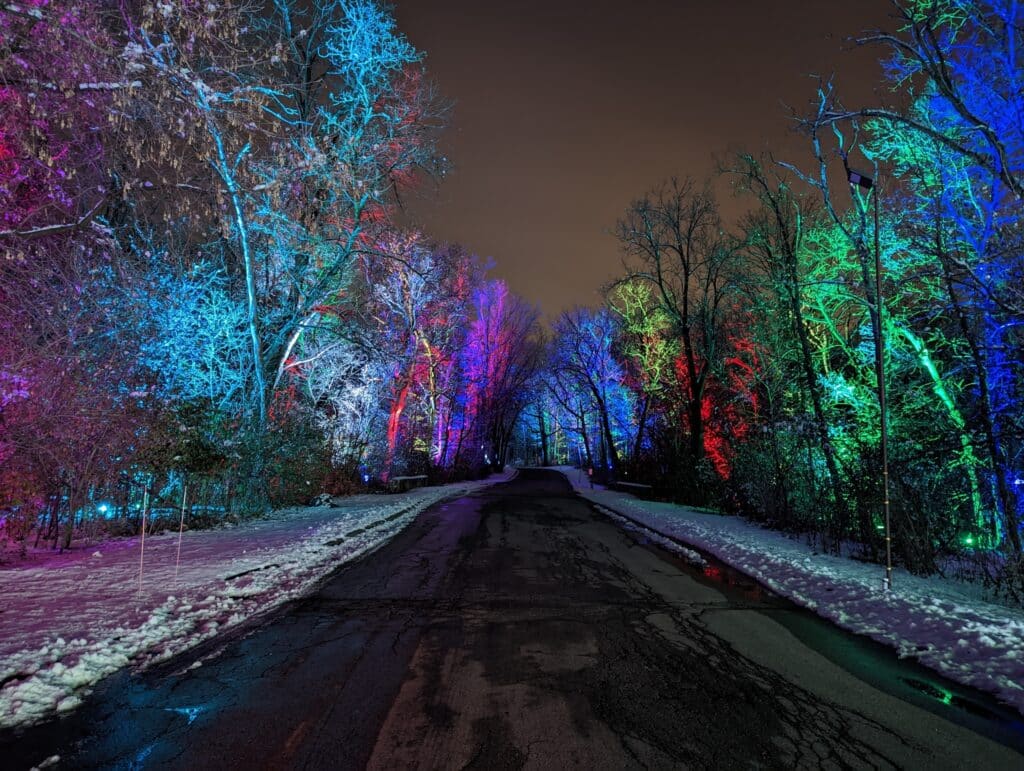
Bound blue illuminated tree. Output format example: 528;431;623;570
550;308;635;475
820;0;1024;554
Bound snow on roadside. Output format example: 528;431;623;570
0;470;514;730
558;469;1024;716
591;503;706;567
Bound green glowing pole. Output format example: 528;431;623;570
894;325;985;536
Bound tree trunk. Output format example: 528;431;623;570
588;383;620;474
579;410;593;468
631;394;650;478
687;395;704;466
788;273;848;549
61;487;78;551
536;408;550;466
938;251;1021;552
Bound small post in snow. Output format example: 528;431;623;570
138;482;151;602
175;483;188;582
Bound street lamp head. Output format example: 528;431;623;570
847;169;874;190
840;151;874;190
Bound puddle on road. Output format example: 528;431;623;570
773;606;1024;753
694;561;778;605
611;511;1024;755
899;677;1006;721
615;515;785;608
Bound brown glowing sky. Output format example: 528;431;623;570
394;0;894;317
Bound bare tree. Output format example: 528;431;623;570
614;178;739;471
550;308;630;474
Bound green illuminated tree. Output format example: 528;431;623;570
730;153;853;546
614;178;740;481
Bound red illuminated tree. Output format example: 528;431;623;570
614;179;740;488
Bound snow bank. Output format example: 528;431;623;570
0;471;513;730
561;470;1024;716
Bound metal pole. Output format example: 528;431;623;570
873;185;893;590
175;482;188;582
138;481;150;601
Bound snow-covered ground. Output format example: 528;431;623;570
0;470;514;730
555;467;1024;717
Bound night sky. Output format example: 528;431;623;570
394;0;894;317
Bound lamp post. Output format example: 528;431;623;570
845;157;894;591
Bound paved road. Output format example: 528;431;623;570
4;469;1023;769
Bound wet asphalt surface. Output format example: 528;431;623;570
3;468;1024;769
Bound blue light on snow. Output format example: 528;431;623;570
165;705;206;725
